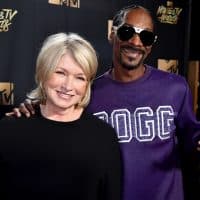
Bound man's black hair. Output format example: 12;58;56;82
112;4;153;27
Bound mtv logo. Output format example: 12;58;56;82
67;0;80;8
158;59;179;74
0;82;14;105
48;0;62;5
107;20;113;40
48;0;80;7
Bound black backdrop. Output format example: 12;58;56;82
1;1;200;199
0;0;191;110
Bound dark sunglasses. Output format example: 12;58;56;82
117;25;157;46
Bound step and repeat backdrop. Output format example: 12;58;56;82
0;0;190;114
1;1;199;199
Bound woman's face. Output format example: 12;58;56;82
44;53;88;112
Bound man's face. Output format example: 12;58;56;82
112;8;155;70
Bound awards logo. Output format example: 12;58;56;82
0;82;14;105
0;9;18;32
157;1;182;24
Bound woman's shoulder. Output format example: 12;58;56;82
82;111;110;126
81;111;117;138
0;115;23;124
0;113;40;128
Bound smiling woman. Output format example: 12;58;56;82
41;53;89;121
27;33;98;122
0;32;122;200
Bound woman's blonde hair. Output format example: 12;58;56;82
27;32;98;108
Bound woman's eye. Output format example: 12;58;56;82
77;76;86;81
55;71;65;75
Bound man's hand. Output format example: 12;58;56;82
5;99;39;118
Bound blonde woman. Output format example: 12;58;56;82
0;32;122;200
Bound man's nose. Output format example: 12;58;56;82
128;33;143;46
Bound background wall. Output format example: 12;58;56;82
0;0;199;199
189;0;199;60
0;0;191;111
189;0;200;120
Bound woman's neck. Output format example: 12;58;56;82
40;104;84;122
